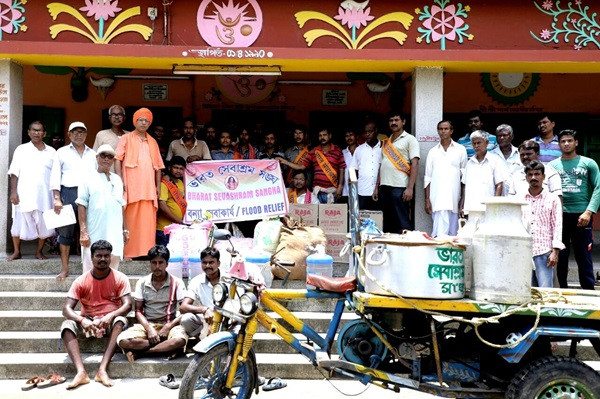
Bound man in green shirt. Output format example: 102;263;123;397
549;130;600;289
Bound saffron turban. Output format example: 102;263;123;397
133;107;153;125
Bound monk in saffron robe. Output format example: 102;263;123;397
115;108;164;259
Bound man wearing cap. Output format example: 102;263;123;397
76;144;128;272
7;121;57;261
93;105;129;171
50;122;97;280
115;108;165;259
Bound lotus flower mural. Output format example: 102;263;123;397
47;1;152;44
0;0;27;41
415;0;473;50
295;0;413;50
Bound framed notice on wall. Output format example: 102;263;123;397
143;84;168;101
322;89;347;106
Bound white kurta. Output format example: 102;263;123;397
462;153;507;212
75;172;126;258
424;141;467;213
341;147;355;196
351;141;382;196
8;141;56;213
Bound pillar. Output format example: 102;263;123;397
411;66;443;233
0;60;23;256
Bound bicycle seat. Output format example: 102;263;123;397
306;274;357;293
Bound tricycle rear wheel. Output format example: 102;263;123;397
506;355;600;399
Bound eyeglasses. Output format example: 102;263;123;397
110;113;124;118
99;153;115;159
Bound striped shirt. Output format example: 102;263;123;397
303;144;346;189
523;189;564;256
134;273;185;324
532;135;561;163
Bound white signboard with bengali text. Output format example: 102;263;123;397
184;160;288;223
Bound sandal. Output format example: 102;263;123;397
262;377;287;391
37;374;66;389
21;376;44;391
159;373;180;389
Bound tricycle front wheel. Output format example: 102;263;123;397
179;343;257;399
506;355;600;399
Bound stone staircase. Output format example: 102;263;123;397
0;257;356;380
0;256;598;382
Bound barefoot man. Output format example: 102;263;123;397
7;121;56;260
117;245;187;362
60;240;132;389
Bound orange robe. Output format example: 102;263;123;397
116;132;164;258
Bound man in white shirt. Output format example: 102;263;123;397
50;122;97;280
287;170;319;204
462;130;507;214
491;124;522;178
180;247;222;338
509;140;562;200
93;105;129;152
340;129;358;203
424;120;467;236
350;120;382;210
166;118;211;163
8;121;57;260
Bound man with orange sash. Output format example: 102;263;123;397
115;108;165;259
285;128;345;204
233;127;257;160
156;156;187;246
287;170;319;204
279;125;311;186
374;111;420;233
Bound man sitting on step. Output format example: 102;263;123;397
61;239;132;389
117;245;187;362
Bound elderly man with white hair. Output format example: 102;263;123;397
491;124;522;175
462;130;508;215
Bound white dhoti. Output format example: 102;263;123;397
431;210;459;237
11;208;55;241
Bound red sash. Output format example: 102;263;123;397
161;178;187;215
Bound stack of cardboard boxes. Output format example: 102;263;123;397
288;203;384;263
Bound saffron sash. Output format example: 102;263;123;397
285;147;309;184
315;150;338;187
161;178;187;214
234;144;256;159
288;188;312;204
382;138;411;175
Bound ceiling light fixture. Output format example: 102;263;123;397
277;80;352;85
172;65;282;76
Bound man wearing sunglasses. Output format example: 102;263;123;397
50;122;97;281
76;144;128;273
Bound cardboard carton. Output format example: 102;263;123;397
288;204;319;226
318;204;348;233
359;210;384;231
325;232;349;263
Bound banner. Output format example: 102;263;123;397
184;160;289;223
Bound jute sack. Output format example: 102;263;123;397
272;225;327;280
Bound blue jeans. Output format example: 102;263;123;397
557;213;595;289
532;251;554;288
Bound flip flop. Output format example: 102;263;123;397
21;376;44;391
262;377;287;391
158;373;180;389
258;376;266;387
37;374;66;389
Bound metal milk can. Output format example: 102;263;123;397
456;210;485;293
470;198;532;304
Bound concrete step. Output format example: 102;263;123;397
0;331;340;355
0;310;358;332
0;291;345;312
0;352;324;380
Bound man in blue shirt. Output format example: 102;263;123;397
457;110;497;158
532;114;561;163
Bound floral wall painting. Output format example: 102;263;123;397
295;0;413;49
47;1;153;44
532;0;599;50
481;73;541;105
415;0;472;50
0;0;27;41
197;0;262;47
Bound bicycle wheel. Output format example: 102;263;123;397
179;343;257;399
